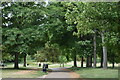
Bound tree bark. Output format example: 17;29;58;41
63;63;64;67
23;54;27;67
93;33;97;68
112;56;115;68
81;56;84;67
14;52;19;69
73;54;77;67
86;56;89;67
112;61;115;68
101;32;107;69
89;55;92;67
86;55;92;67
100;53;103;68
60;63;61;67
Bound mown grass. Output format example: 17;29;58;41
49;64;72;68
69;67;119;78
2;68;47;78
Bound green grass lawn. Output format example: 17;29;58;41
2;68;47;78
49;63;72;68
69;67;119;78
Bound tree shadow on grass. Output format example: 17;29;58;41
68;66;119;72
1;67;42;71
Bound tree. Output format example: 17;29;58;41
58;55;68;67
93;30;97;68
65;2;120;69
2;2;47;69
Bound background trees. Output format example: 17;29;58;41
65;2;120;69
2;2;47;68
2;2;120;69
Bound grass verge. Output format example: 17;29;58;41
69;67;118;78
2;68;47;78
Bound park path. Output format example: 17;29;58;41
39;67;80;79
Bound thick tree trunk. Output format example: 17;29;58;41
89;55;92;67
101;32;107;69
73;54;77;67
100;53;103;68
112;61;115;68
93;33;97;68
81;56;84;67
86;56;89;67
63;63;64;67
60;63;61;67
86;55;92;67
112;56;115;68
14;52;19;69
23;54;27;67
66;55;70;61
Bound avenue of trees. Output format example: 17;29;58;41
1;2;120;69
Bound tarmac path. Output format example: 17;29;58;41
39;67;80;79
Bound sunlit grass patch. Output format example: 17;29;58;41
69;67;118;78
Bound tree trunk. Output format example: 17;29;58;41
86;56;89;67
112;56;115;68
112;61;115;68
60;63;61;67
100;53;103;68
89;55;92;67
81;56;84;67
23;54;27;67
86;55;92;67
73;54;77;67
93;33;97;68
14;52;19;69
63;63;64;67
101;32;107;69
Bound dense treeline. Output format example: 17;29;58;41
2;2;120;69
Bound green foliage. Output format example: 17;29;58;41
58;55;68;63
34;43;60;63
2;53;14;62
2;2;120;67
2;2;47;54
65;2;120;63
